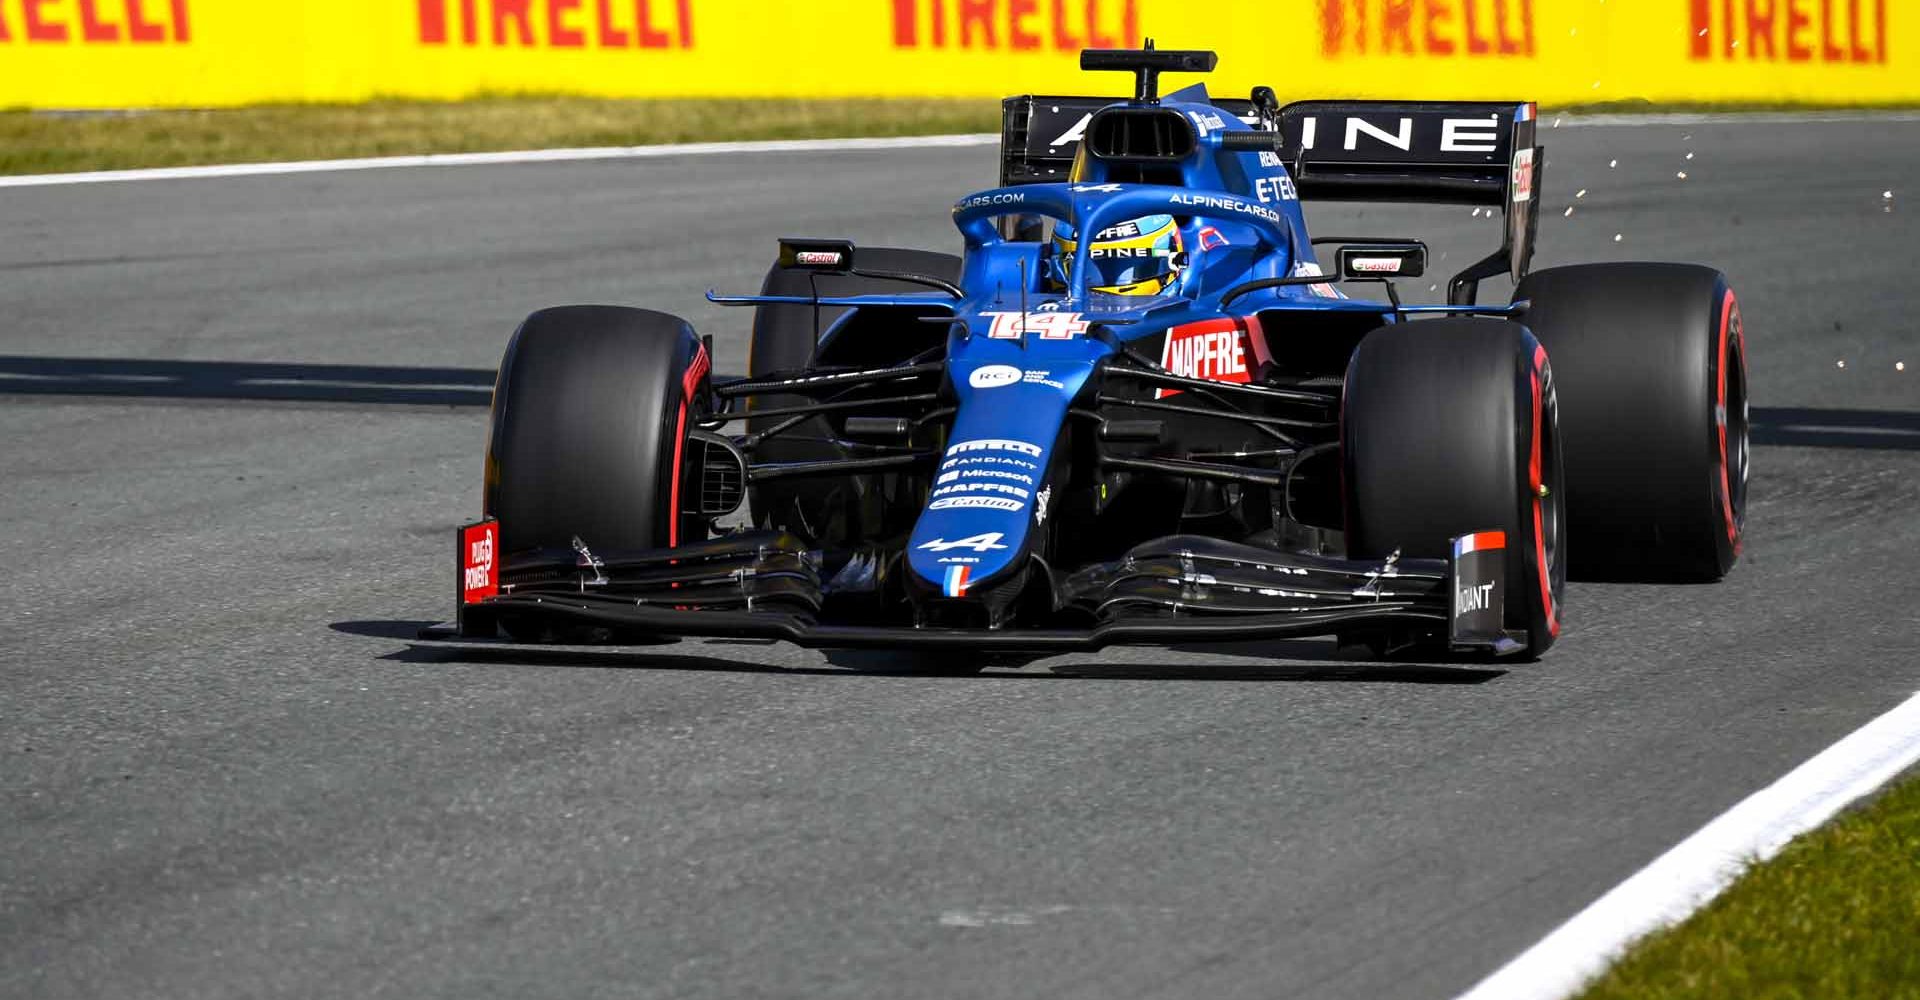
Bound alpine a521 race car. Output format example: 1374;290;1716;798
438;46;1748;662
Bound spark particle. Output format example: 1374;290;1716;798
1677;171;1689;180
1837;360;1847;369
1577;189;1588;198
1608;160;1618;169
1613;233;1624;242
1897;361;1906;372
1686;152;1695;160
1565;206;1575;217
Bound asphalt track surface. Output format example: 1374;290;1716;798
4;120;1917;1000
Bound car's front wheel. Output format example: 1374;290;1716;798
485;305;711;556
1341;318;1566;658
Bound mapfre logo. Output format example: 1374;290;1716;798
1158;319;1251;399
1;0;191;43
418;0;694;48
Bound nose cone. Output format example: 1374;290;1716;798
906;338;1101;602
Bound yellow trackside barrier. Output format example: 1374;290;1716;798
2;1;1914;109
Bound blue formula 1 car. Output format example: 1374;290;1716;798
441;46;1749;663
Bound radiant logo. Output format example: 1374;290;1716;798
1456;582;1496;614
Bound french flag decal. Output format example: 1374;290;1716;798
1454;530;1507;556
943;565;972;597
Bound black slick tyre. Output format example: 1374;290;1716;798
1342;319;1566;658
485;305;710;555
1513;263;1747;581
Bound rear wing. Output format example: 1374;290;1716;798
998;95;1542;304
1275;101;1535;205
1279;100;1541;303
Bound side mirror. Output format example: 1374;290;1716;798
778;238;856;272
1337;242;1427;280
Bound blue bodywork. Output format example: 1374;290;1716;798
711;84;1520;607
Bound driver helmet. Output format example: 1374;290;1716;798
1051;214;1186;296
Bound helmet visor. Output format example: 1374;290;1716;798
1054;215;1183;296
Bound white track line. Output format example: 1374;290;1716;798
1454;690;1920;1000
0;133;1000;189
4;111;1917;188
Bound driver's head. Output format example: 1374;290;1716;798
1051;214;1185;296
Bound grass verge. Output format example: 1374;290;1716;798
0;96;998;176
11;95;1916;177
1576;770;1920;999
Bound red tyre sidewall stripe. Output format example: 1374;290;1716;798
1530;344;1559;637
667;342;712;548
1715;289;1743;555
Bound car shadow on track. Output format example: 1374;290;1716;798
1751;406;1920;451
2;356;1916;453
331;621;1505;684
0;356;495;406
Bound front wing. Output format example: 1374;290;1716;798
433;523;1527;656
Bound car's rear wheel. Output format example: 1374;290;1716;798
1513;263;1747;580
1341;318;1565;658
486;305;711;556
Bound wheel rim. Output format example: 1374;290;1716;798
1724;325;1750;536
1525;343;1565;643
1715;290;1749;559
1539;363;1567;605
